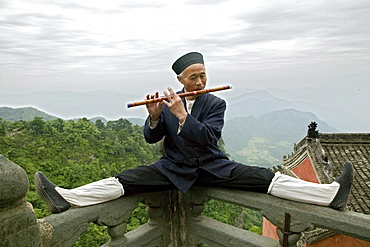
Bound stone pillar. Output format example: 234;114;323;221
0;155;41;247
166;190;207;247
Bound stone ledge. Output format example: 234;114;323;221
193;186;370;242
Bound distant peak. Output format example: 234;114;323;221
228;90;278;105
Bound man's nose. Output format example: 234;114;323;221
195;77;203;85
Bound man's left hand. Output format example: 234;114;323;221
163;88;188;124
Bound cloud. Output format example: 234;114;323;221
0;0;369;132
195;1;370;75
0;0;369;95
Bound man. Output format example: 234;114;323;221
35;52;353;214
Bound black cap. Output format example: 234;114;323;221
172;52;204;75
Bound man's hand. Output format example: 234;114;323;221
146;92;163;121
163;88;188;124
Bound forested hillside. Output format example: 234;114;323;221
0;117;262;246
0;106;58;121
223;108;338;168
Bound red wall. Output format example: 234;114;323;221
262;218;278;241
307;234;370;247
291;156;319;183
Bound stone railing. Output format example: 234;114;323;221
1;155;370;247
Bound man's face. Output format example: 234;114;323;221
178;63;207;93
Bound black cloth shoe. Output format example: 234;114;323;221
329;162;353;210
34;171;71;213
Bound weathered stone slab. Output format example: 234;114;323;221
190;216;279;247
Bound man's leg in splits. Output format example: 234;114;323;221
35;165;176;213
196;162;353;211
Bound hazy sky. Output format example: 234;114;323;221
1;0;369;122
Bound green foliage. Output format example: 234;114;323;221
0;116;265;244
203;199;262;233
231;137;282;168
126;203;149;232
0;117;160;244
74;223;109;247
248;225;262;235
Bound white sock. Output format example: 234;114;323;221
268;172;339;206
56;177;124;207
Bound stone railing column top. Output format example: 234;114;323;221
0;155;29;207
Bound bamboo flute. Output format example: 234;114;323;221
127;85;232;108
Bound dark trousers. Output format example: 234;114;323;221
115;164;275;196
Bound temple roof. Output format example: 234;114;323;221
282;131;370;245
318;133;370;214
283;132;370;214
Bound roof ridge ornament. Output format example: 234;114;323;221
307;121;319;138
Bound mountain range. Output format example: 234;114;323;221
1;89;358;168
225;90;364;132
0;107;337;169
1;89;365;132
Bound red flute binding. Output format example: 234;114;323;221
127;85;232;108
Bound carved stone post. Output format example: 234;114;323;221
102;222;128;247
0;155;41;246
144;190;207;247
179;190;208;247
168;190;193;246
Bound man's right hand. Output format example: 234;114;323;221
146;92;163;121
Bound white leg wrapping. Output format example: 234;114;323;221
267;172;340;206
55;177;124;207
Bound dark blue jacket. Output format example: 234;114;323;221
144;89;239;193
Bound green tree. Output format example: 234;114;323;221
26;117;47;136
0;118;8;136
95;119;106;130
0;116;263;245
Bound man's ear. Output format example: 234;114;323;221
177;75;184;84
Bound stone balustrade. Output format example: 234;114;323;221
1;155;370;247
